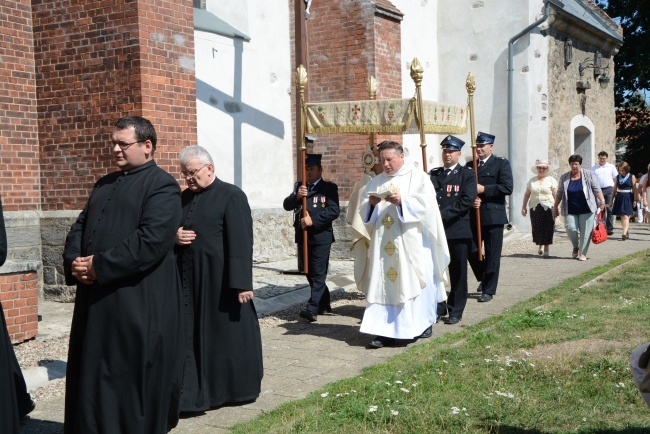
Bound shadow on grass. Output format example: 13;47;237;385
489;426;650;434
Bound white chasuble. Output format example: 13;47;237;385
354;164;450;339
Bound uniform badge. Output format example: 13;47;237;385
454;185;459;196
321;197;325;207
446;185;452;197
313;197;317;208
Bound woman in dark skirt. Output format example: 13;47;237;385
611;161;636;240
0;198;35;433
521;160;558;257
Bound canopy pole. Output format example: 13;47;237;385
296;65;309;273
363;76;378;174
410;58;428;173
466;72;483;261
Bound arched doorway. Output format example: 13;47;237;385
570;115;595;168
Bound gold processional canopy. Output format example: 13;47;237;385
305;98;468;136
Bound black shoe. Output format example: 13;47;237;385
299;310;317;322
368;336;395;349
418;326;432;339
443;316;462;325
476;282;483;293
478;293;493;303
606;231;614;236
318;305;332;315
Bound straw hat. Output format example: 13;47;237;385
531;160;550;174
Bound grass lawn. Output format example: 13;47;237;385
232;250;650;433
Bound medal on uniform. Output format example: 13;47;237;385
454;185;459;196
313;197;317;208
446;185;452;197
321;196;325;208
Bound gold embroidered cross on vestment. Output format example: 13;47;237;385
381;214;395;230
386;266;398;283
384;241;396;256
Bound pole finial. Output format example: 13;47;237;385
410;58;423;85
466;72;476;96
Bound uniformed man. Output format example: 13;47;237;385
467;132;513;302
430;135;477;324
283;154;340;322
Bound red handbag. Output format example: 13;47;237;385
592;210;607;244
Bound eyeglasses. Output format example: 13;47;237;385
181;164;209;179
111;140;141;151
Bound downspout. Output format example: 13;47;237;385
507;0;553;222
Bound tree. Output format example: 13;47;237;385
595;0;650;107
596;1;650;170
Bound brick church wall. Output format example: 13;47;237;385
31;0;197;212
0;271;39;343
30;0;198;298
289;0;403;201
0;0;40;343
0;0;40;211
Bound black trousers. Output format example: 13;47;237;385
601;186;614;232
468;224;504;296
441;239;472;318
298;242;331;314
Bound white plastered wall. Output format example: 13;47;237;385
392;0;440;170
195;0;293;208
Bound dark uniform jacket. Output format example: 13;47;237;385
283;179;339;245
473;155;513;226
430;164;477;239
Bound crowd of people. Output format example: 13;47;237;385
2;115;650;432
288;137;650;351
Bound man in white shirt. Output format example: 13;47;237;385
591;151;618;235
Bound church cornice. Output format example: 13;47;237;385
546;0;623;56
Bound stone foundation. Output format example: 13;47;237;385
38;205;354;302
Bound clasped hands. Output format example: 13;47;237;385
71;255;96;284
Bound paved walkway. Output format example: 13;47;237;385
19;223;650;433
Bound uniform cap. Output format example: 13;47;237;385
440;135;465;151
476;132;495;145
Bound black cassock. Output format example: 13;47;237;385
176;177;263;411
63;161;183;434
0;199;33;434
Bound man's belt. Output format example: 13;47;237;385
617;189;633;193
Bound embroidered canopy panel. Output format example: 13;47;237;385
305;98;468;135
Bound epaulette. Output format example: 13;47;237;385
430;167;444;175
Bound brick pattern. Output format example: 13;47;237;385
32;0;197;210
290;0;403;199
0;0;40;211
1;272;39;343
136;0;197;175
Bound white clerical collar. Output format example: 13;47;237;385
387;164;411;177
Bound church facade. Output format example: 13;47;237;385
0;0;622;341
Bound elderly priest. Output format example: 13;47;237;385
175;145;263;412
353;140;450;348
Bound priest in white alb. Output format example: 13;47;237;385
351;140;450;348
